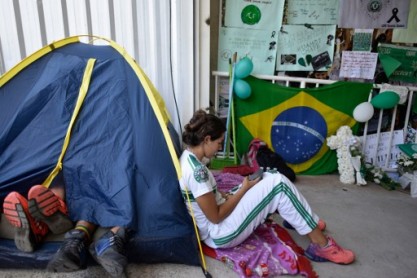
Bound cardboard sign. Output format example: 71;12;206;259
218;27;279;75
276;25;336;71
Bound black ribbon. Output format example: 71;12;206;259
387;8;400;23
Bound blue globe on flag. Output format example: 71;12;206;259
270;107;327;164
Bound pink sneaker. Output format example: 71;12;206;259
305;236;355;264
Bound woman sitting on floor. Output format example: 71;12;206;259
179;109;355;265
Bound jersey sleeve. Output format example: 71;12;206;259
187;164;213;199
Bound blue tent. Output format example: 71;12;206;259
0;36;199;268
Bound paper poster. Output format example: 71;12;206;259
276;25;336;71
224;0;285;30
286;0;340;24
218;27;279;75
378;44;417;84
392;0;417;43
352;29;373;51
339;51;378;79
218;76;230;118
361;130;404;169
338;0;411;29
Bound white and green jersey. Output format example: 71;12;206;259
179;149;320;249
179;150;225;241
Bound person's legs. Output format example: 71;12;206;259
305;228;355;264
89;226;128;277
205;172;355;264
2;174;72;252
283;219;326;231
47;220;97;272
206;172;319;248
271;174;354;264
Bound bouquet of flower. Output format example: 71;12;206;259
362;163;399;191
397;153;417;174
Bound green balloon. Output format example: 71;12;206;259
235;57;254;79
234;79;252;99
371;91;400;109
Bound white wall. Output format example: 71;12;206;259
0;0;208;134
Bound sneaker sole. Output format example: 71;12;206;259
90;241;127;277
28;186;73;234
94;256;126;277
28;199;73;234
3;201;36;252
304;249;329;263
305;248;353;265
47;253;86;272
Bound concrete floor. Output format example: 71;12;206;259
0;174;416;278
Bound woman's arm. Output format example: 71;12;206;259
196;177;260;224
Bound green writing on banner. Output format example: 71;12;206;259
378;43;417;84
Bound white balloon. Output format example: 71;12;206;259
353;102;374;123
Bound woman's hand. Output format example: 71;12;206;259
196;176;261;224
241;176;261;191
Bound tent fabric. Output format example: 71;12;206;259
0;37;199;266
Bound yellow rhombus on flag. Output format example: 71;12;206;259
234;76;372;175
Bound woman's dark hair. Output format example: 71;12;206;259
182;109;226;147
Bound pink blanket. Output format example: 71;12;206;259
206;173;317;278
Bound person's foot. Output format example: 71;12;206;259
305;236;355;264
283;219;326;231
28;185;73;234
47;229;88;272
3;191;49;252
89;228;128;277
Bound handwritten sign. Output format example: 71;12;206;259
218;27;278;75
338;0;411;28
339;51;378;80
360;130;404;169
286;0;340;24
276;25;336;71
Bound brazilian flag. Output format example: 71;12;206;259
234;76;372;175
